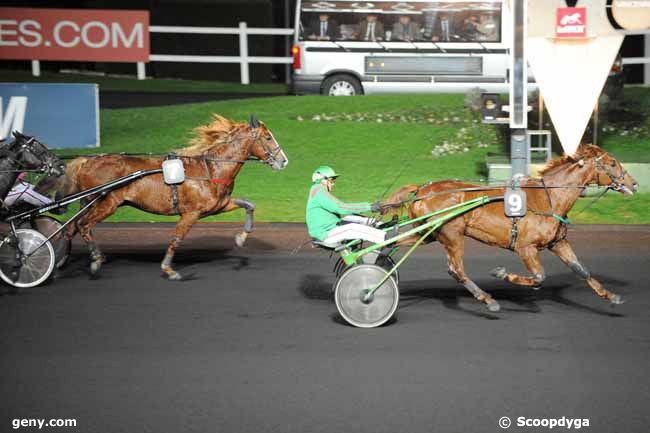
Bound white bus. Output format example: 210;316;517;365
291;0;513;95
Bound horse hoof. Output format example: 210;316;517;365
165;271;183;281
234;232;247;248
486;300;501;312
490;266;507;280
89;261;102;279
610;294;625;305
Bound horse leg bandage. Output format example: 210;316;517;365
235;198;256;232
569;261;591;279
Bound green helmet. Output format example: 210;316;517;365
312;165;338;183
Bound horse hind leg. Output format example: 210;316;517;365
550;239;623;305
438;227;501;312
161;211;201;281
490;245;546;290
77;196;121;278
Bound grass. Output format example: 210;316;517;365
597;86;650;162
44;92;648;224
567;193;650;224
0;69;287;93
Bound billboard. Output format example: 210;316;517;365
0;83;99;149
0;8;149;62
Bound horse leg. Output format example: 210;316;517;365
438;227;501;312
161;211;201;281
77;196;121;278
490;245;546;289
549;239;624;304
220;197;256;247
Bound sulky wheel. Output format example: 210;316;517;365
0;229;55;289
20;216;71;269
334;252;399;284
334;264;399;328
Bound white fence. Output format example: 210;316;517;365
29;24;649;85
141;22;295;84
29;22;295;86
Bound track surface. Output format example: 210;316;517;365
1;225;649;433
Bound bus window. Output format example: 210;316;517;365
299;1;501;43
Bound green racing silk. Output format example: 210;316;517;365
306;184;371;240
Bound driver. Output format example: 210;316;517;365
306;165;385;245
4;172;53;208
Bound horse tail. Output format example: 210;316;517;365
53;157;89;200
381;184;419;217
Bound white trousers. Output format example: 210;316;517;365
4;182;52;207
323;222;386;246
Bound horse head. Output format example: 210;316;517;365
9;131;66;177
248;115;288;171
578;144;638;196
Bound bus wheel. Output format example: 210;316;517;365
322;74;362;96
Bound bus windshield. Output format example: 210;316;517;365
299;1;502;43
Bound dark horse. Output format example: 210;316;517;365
55;115;288;280
0;131;65;205
384;144;638;312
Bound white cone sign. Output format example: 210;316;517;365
526;0;623;156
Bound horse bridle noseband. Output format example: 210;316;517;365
256;131;285;167
593;155;628;192
0;137;61;176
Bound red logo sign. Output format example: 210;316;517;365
0;8;150;62
556;7;587;38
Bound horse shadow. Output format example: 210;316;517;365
58;246;253;281
296;272;629;319
400;274;627;318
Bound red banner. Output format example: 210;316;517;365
556;7;587;38
0;8;149;62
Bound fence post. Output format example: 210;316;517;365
239;21;250;85
31;60;40;77
646;34;650;87
137;62;146;80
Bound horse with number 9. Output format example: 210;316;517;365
383;144;638;312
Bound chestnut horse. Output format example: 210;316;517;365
56;115;288;280
384;145;638;312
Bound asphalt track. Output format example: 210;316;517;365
1;224;649;433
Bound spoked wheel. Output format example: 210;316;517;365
334;252;400;283
20;216;70;269
334;264;399;328
0;229;55;289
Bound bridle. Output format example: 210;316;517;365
0;136;63;176
592;155;629;192
255;129;285;167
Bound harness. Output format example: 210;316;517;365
390;155;627;251
162;127;284;214
508;217;520;250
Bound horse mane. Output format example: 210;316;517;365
538;144;605;175
176;114;248;157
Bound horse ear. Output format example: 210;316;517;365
249;115;260;129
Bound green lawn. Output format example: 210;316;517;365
0;70;287;94
47;93;647;224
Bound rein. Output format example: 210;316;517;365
59;152;261;165
385;182;588;209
